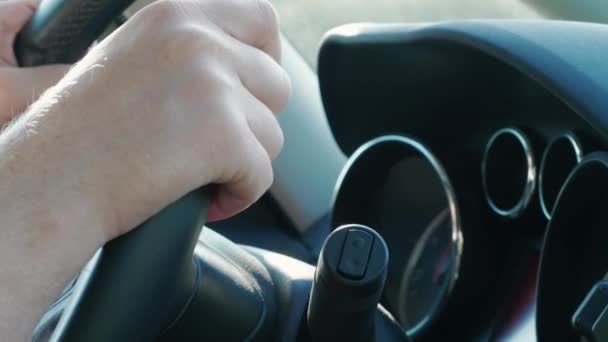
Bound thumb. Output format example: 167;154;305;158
0;64;70;124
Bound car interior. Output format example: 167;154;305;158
14;0;608;341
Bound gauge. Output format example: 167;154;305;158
331;135;463;338
399;208;454;332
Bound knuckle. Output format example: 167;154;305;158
255;0;280;36
274;69;292;113
172;64;233;108
196;68;239;103
257;151;274;192
251;52;291;113
160;24;222;65
240;140;274;200
267;69;291;113
267;116;284;160
218;106;250;149
227;114;250;145
139;0;180;25
178;23;218;46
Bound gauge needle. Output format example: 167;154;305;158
433;242;452;283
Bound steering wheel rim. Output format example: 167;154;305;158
49;188;211;341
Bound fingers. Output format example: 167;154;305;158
134;0;288;222
207;131;274;222
202;0;281;62
242;89;284;160
0;64;69;123
205;89;283;222
0;0;38;66
204;0;290;113
170;0;282;62
234;41;291;114
205;44;288;221
200;1;287;220
140;0;290;112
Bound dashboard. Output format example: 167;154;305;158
317;20;608;341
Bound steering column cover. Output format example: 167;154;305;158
161;229;277;341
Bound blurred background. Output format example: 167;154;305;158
269;0;608;67
271;0;539;66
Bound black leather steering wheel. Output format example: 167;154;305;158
15;1;213;340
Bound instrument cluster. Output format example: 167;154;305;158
331;127;598;340
319;20;608;341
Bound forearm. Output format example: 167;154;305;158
0;103;107;340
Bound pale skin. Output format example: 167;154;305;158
0;0;291;340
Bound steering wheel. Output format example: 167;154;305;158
15;1;213;340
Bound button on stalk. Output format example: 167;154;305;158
307;224;389;341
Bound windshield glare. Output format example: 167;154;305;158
271;0;541;66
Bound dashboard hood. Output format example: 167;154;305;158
318;20;608;156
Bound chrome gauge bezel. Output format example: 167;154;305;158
331;135;464;337
481;127;538;219
538;133;584;220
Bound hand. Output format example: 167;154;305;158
0;0;290;339
7;0;290;236
0;0;69;123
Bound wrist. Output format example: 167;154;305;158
0;131;106;339
0;99;111;247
